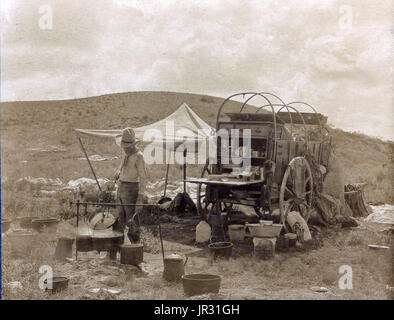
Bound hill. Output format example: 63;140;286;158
1;91;393;204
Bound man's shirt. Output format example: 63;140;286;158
119;150;147;192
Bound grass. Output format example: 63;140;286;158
2;218;392;300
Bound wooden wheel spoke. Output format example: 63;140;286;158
283;197;295;206
284;196;295;203
284;202;292;214
281;201;292;223
289;169;295;183
285;186;295;197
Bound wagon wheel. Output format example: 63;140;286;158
279;157;313;232
197;161;233;219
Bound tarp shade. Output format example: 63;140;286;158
75;103;216;151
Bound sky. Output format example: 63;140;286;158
1;0;393;140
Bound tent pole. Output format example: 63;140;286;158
77;136;102;193
163;163;170;197
183;149;187;193
163;146;170;197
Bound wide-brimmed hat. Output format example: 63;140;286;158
120;127;139;148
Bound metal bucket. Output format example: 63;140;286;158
54;237;75;260
44;276;69;293
32;218;59;233
182;274;221;296
208;242;233;260
253;237;276;260
120;244;144;266
284;233;297;248
228;224;245;241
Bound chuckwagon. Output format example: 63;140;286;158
186;92;332;239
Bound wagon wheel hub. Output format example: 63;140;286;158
292;196;307;206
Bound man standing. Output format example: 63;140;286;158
113;127;147;247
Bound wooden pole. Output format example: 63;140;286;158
70;201;158;207
183;149;187;193
77;137;102;192
76;200;79;261
119;197;128;230
163;164;170;197
156;209;165;261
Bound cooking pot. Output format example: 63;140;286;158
163;253;188;282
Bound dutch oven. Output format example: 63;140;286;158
76;235;93;252
44;276;69;293
92;231;124;252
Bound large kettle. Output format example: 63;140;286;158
163;253;188;282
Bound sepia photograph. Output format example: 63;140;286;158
0;0;393;304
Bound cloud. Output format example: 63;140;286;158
1;0;393;139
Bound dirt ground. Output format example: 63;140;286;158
2;215;393;300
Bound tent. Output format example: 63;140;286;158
74;103;216;202
75;103;216;149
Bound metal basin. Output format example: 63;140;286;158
32;218;59;233
44;276;69;293
208;242;233;260
88;212;116;230
182;274;221;296
17;216;39;229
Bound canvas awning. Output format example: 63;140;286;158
75;103;215;151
